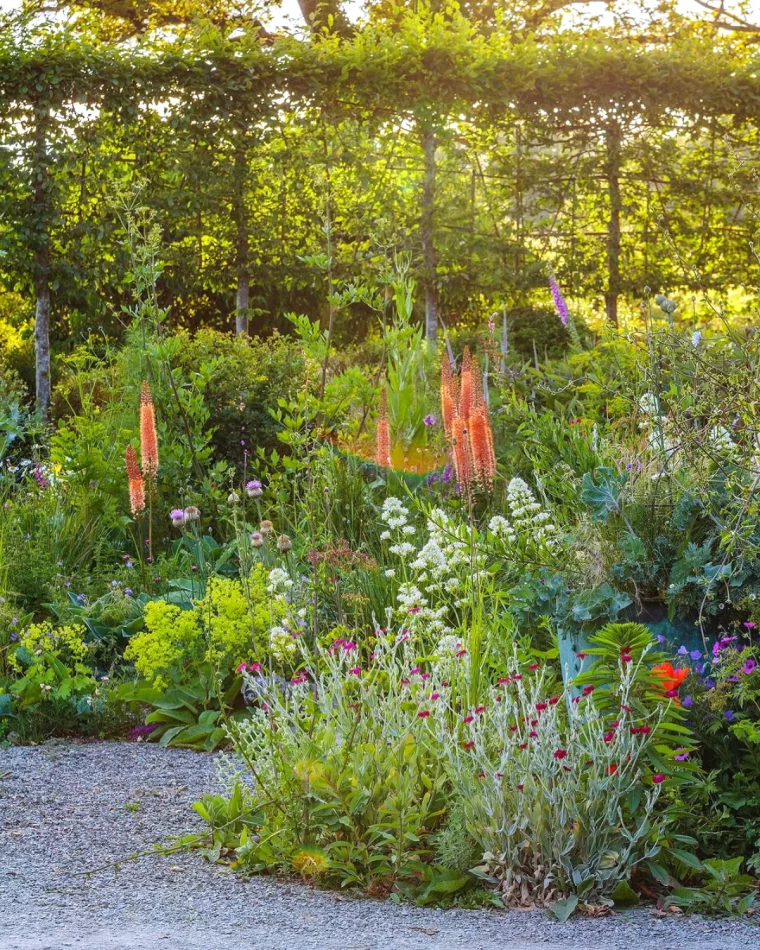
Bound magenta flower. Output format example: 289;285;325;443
652;773;666;784
417;709;430;718
553;749;568;760
674;751;690;761
236;662;247;674
742;658;757;675
423;414;436;427
348;666;361;676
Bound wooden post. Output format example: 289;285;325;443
421;127;438;348
233;143;249;336
32;105;51;418
605;120;622;327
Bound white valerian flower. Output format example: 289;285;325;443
384;569;396;578
269;625;297;659
505;477;557;550
389;542;416;557
488;515;516;542
267;567;293;594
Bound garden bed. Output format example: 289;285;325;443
0;741;757;950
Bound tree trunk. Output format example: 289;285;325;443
32;107;51;418
236;272;249;336
233;144;249;336
604;120;622;327
421;128;438;348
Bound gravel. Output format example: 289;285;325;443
1;740;758;950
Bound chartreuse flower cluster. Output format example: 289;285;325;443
124;564;289;688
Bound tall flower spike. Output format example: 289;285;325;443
468;370;496;491
440;358;456;439
125;444;145;516
140;380;159;480
451;415;472;496
549;272;569;326
376;388;391;469
459;346;474;422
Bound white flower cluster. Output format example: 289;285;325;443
487;515;516;544
381;500;482;634
504;477;557;549
267;567;293;595
269;625;297;659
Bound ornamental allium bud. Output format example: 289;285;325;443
260;520;274;535
184;506;200;522
277;534;292;553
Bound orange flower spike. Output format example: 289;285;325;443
125;444;145;516
451;415;472;495
140;380;159;480
467;371;492;491
459;346;474;422
375;388;391;469
440;359;456;439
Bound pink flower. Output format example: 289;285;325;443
553;749;568;760
456;649;468;658
463;714;474;724
652;773;666;784
528;662;541;671
418;709;430;718
475;705;487;715
430;691;440;701
236;662;247;674
535;702;548;712
249;662;262;672
349;666;361;676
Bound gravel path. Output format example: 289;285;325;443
1;741;758;950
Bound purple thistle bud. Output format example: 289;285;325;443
549;274;570;326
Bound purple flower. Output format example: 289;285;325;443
724;710;735;722
689;650;702;660
125;589;133;596
10;632;18;641
682;695;693;709
427;472;440;485
744;621;756;630
170;508;186;527
728;675;739;683
441;464;453;484
677;645;688;656
742;658;757;675
674;751;690;761
33;462;49;489
656;634;667;643
245;479;263;498
549;274;570;326
704;678;716;690
423;414;436;427
695;663;705;675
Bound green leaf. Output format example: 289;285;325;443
668;848;704;872
547;894;578;922
611;880;639;906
